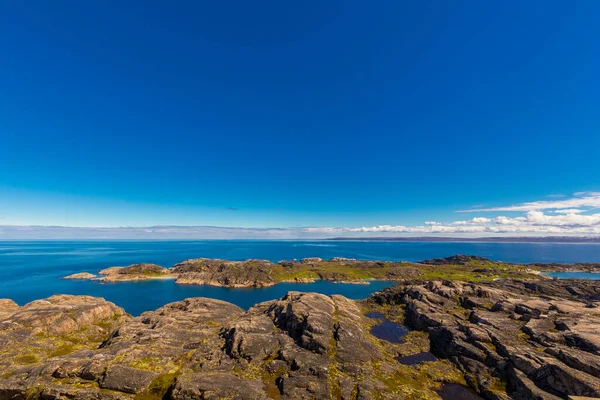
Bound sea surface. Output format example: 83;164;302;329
1;240;599;315
543;271;600;280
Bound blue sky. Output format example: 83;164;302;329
1;1;600;238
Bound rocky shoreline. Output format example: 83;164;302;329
2;271;600;399
61;255;595;288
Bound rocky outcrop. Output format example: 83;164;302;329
0;295;128;398
64;254;586;288
419;255;497;266
173;258;276;287
8;255;600;399
372;279;600;399
62;272;98;280
418;254;600;274
0;290;469;399
7;279;599;399
96;263;172;282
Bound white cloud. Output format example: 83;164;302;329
451;217;491;225
303;198;600;236
459;192;600;212
3;192;600;238
554;209;585;214
573;191;600;196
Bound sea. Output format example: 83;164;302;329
1;240;599;315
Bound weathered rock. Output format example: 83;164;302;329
223;292;389;399
97;263;172;282
173;258;276;287
62;272;98;280
170;373;268;400
5;274;599;399
372;278;600;399
100;365;158;393
419;254;496;266
0;295;128;399
2;291;462;399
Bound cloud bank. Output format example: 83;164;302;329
2;192;600;239
458;192;600;212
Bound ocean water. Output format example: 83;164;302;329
544;271;600;280
1;240;599;315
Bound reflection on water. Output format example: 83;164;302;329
396;352;438;365
366;312;410;344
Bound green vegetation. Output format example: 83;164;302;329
49;343;78;357
15;353;39;365
1;370;14;379
270;258;537;285
134;372;179;400
130;357;178;372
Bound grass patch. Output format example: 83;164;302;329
1;370;14;379
129;357;173;372
134;372;179;400
15;353;39;365
49;343;78;357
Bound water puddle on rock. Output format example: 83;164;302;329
365;312;410;344
396;352;438;365
437;384;483;400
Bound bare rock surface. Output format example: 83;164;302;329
173;258;276;287
97;263;172;282
372;278;600;399
0;295;128;398
3;273;600;399
0;290;466;399
62;272;98;280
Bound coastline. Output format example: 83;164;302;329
58;254;600;289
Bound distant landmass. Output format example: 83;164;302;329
328;236;600;243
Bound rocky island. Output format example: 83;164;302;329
61;254;591;288
2;255;599;399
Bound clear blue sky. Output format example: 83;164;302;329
1;1;600;236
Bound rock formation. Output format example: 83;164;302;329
3;276;600;399
371;279;600;399
172;258;276;287
1;291;465;399
96;264;171;282
61;254;600;288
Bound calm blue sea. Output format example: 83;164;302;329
1;240;599;315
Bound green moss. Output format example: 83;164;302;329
52;378;98;389
371;359;466;400
488;377;508;393
15;353;39;365
49;343;78;357
134;372;179;400
259;359;286;400
95;320;117;331
25;385;43;400
129;357;173;372
263;381;281;399
272;258;537;286
327;307;343;400
1;370;14;379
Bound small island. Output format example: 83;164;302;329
61;254;599;288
